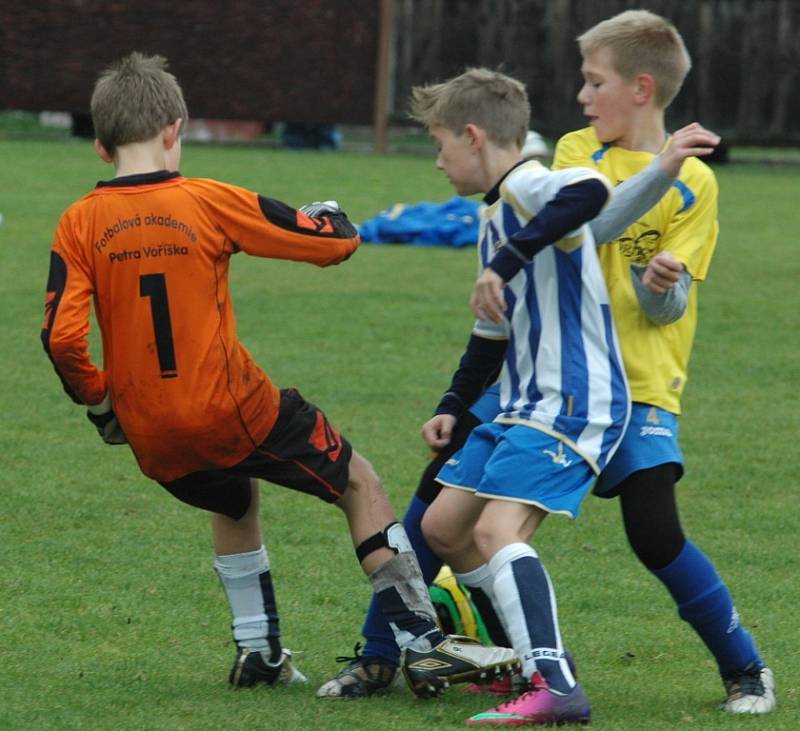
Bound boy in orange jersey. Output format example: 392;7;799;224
41;52;516;694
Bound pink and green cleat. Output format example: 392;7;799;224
466;683;591;727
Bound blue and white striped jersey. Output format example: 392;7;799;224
475;161;630;473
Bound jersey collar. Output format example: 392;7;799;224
483;159;527;205
96;170;182;188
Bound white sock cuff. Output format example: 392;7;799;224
488;542;537;575
454;563;493;588
214;545;269;578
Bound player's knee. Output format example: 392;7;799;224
421;509;467;561
345;450;385;494
335;450;387;516
473;515;502;560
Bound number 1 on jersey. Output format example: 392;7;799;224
139;273;178;378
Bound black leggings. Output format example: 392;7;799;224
617;463;686;571
415;411;482;505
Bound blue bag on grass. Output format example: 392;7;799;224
357;196;480;247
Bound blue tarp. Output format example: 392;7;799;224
357;196;481;247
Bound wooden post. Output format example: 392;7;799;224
373;0;395;154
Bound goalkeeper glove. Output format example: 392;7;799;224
86;393;127;445
299;200;341;217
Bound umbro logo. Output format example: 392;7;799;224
408;659;453;671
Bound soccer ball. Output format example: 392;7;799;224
429;565;490;643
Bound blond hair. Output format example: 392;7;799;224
409;68;529;148
91;52;188;155
578;10;691;108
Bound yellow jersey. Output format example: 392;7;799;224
553;127;718;414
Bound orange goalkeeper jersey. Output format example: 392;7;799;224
42;171;359;481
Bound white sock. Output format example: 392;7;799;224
454;564;512;644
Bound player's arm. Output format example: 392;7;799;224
557;124;720;246
41;243;126;443
41;247;107;406
630;256;692;325
472;178;610;321
589;158;673;244
194;180;359;265
422;330;507;449
434;334;507;419
245;195;359;264
634;159;719;325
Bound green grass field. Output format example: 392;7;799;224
1;138;797;730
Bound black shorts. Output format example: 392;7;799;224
158;388;353;519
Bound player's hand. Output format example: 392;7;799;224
299;200;341;217
421;414;457;449
642;251;684;294
86;394;127;445
470;269;506;322
658;123;721;178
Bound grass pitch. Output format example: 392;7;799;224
0;137;797;730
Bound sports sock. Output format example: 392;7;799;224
361;495;442;664
214;545;281;662
490;543;576;695
653;539;762;677
369;547;443;654
455;564;512;647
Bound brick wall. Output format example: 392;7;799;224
0;1;379;124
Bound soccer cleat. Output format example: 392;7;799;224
316;643;401;699
466;683;591;727
402;635;519;698
721;664;776;714
462;672;524;696
463;651;577;696
228;647;307;688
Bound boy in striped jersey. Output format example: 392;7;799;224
318;89;722;716
406;67;628;726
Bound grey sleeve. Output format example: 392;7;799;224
630;265;693;325
590;157;674;245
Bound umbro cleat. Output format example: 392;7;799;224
317;643;401;699
721;664;776;714
466;682;591;726
229;647;307;688
402;635;519;698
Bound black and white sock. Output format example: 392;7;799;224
214;545;281;663
368;529;443;653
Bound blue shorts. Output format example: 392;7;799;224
468;383;501;422
593;403;684;498
436;421;595;519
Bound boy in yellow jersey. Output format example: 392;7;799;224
553;9;774;714
41;52;516;696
